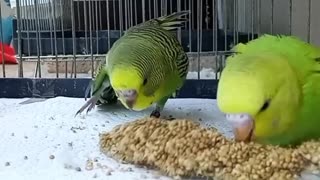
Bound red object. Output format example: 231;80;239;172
0;43;17;64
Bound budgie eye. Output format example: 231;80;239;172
143;78;148;86
260;100;270;112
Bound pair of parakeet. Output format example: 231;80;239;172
76;11;320;147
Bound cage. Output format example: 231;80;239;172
1;0;320;179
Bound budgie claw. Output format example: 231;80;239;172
165;115;175;120
150;110;161;118
149;111;175;120
75;96;99;117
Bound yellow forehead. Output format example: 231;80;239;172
217;73;266;116
110;67;143;90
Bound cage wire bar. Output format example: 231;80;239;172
0;0;317;80
0;1;5;78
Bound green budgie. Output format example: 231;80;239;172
76;11;190;118
217;34;320;146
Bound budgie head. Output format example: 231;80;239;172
217;52;301;143
107;43;163;111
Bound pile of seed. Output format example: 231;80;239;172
99;117;320;180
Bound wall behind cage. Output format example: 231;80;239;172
253;0;320;45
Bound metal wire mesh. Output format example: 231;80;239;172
0;0;319;79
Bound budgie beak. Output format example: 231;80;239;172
116;89;138;109
225;113;255;142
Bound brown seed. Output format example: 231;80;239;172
98;117;320;180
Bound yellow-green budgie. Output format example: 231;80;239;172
76;11;190;118
217;34;320;146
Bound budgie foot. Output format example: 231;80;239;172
150;97;174;120
150;110;161;118
150;110;175;120
75;96;99;117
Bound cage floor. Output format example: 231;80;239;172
0;97;319;180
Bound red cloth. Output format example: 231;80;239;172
0;43;17;64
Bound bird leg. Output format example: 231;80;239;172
150;96;175;120
150;106;161;118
